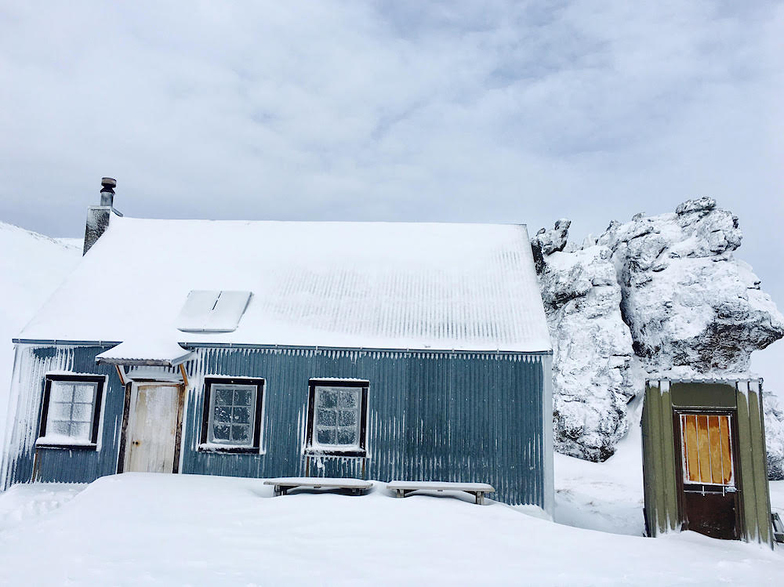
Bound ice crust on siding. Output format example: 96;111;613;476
534;198;784;466
19;219;551;353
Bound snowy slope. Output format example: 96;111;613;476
0;472;780;586
0;222;81;451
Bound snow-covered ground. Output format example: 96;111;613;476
554;403;647;537
0;222;81;453
2;401;777;585
0;456;780;585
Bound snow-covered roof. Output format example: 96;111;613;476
18;217;551;353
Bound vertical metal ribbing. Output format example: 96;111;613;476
6;344;550;507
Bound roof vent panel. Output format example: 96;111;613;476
176;290;252;333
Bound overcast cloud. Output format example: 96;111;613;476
1;1;782;387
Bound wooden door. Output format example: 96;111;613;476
125;384;182;474
676;412;740;540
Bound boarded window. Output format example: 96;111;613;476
680;413;734;485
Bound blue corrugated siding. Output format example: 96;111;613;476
181;347;547;506
3;345;125;486
4;345;549;507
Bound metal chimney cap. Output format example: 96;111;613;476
101;177;117;190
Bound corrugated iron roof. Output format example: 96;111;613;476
19;217;551;352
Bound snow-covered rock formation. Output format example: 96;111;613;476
533;225;636;461
596;197;783;375
534;199;784;471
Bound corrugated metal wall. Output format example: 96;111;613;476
1;345;125;486
3;344;552;509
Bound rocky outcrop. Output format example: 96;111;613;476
537;240;636;461
596;197;783;376
535;198;784;469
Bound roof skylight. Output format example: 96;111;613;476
176;290;252;333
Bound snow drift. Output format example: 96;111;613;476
534;198;784;475
0;222;80;453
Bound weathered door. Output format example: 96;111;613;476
125;384;182;473
676;411;740;540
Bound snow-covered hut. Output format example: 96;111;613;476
1;179;553;511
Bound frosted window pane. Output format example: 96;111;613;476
340;390;358;408
70;423;91;441
213;424;231;441
338;428;357;445
49;402;72;420
49;420;71;436
215;389;233;406
317;409;336;426
338;410;356;427
319;390;337;408
232;407;251;424
50;382;74;403
213;406;231;423
71;403;93;422
317;427;335;445
73;384;95;403
234;389;252;406
232;425;250;443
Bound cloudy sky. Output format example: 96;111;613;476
1;1;782;387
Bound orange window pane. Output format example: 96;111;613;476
708;416;723;484
718;416;733;484
696;415;711;483
682;415;700;482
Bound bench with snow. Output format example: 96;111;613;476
386;481;495;505
263;477;373;496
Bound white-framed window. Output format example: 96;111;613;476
305;379;368;456
37;374;105;449
200;377;264;452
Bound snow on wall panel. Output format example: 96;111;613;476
180;346;549;507
1;345;126;488
20;219;551;352
3;344;551;508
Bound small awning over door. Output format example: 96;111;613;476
95;340;194;367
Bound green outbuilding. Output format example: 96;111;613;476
642;378;775;547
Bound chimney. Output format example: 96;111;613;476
83;177;123;255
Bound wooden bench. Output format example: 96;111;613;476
387;481;495;505
263;477;373;496
773;513;784;543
